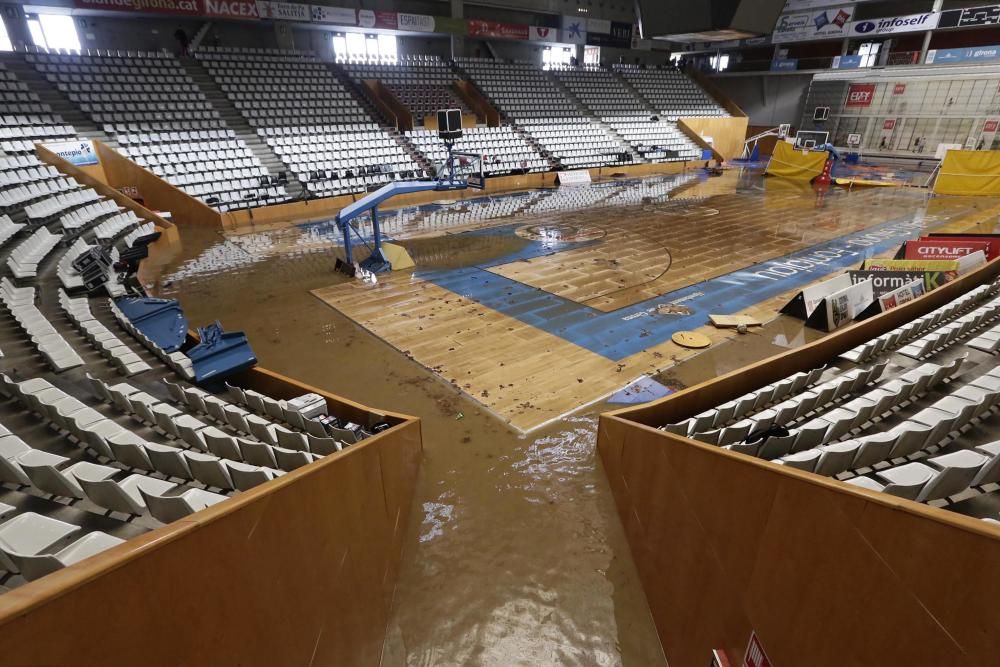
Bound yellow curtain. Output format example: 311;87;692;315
934;149;1000;196
765;141;828;181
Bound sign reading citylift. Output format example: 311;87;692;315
846;83;876;107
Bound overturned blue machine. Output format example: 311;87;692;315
113;297;257;388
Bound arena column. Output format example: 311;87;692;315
450;0;465;59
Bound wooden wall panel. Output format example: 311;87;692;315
0;379;422;666
95;141;223;228
599;257;1000;666
680;117;750;162
454;81;501;126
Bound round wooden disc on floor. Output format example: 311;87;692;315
672;331;711;349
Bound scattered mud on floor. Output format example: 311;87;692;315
157;231;668;666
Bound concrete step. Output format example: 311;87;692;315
179;56;304;200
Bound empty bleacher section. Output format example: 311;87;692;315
549;66;701;163
0;146;418;626
26;49;286;212
598;257;1000;665
613;65;729;118
456;57;630;169
195;46;423;198
342;55;470;125
406;126;547;176
0;63;77;154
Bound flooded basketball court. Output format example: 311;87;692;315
146;169;1000;665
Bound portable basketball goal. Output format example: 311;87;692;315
334;109;484;275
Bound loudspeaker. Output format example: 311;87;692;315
438;108;463;141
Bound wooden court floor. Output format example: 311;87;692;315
313;177;1000;432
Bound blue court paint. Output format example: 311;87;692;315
416;212;945;361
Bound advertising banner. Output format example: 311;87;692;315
44;139;99;167
398;13;435;32
939;5;1000;29
878;279;924;311
833;54;863;68
845;82;876;107
467;19;529;40
849;12;938;36
203;0;258;19
256;1;310;21
310;5;355;25
560;15;587;44
894;83;906;95
587;18;611;34
926;46;1000;64
783;0;874;9
770;58;799;71
72;0;203;16
435;16;466;35
587;21;632;48
357;9;398;29
904;239;990;260
772;5;855;43
528;26;559;42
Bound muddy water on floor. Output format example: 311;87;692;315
157;224;667;666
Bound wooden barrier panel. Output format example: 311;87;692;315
0;373;422;666
35;143;183;261
365;80;412;132
680;117;751;163
95;141;223;228
453;80;501;127
690;70;749;119
598;257;1000;666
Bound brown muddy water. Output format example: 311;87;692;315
145;179;846;666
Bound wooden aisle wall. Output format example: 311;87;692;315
598;257;1000;667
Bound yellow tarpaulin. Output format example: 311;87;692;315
382;242;415;271
934;149;1000;196
765;141;828;181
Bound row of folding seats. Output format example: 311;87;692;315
3;177;80;212
0;505;125;583
58;290;150;377
24;186;99;221
614;65;729;117
0;279;83;372
1;375;232;523
781;365;997;477
668;367;826;436
898;295;1000;359
56;237;96;290
0;165;63;188
92;210;141;243
57;198;121;234
968;322;1000;353
768;360;965;464
106;299;193;380
841;282;1000;363
6;226;63;279
0;214;24;249
223;381;359;447
86;376;308;480
691;364;890;448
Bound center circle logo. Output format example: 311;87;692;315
856;21;875;33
